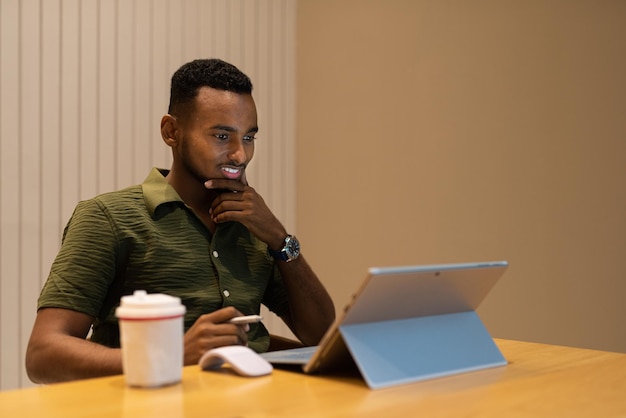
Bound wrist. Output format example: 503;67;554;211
268;234;288;252
268;234;300;262
266;226;289;251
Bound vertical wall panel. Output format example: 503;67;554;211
98;0;117;193
115;0;134;187
251;0;271;207
59;0;81;221
166;0;183;76
229;0;243;65
150;0;170;168
270;2;285;221
0;0;297;390
241;0;259;185
19;0;43;388
211;0;229;60
283;0;297;232
183;0;201;61
40;0;62;285
0;0;21;390
132;0;150;181
79;0;99;197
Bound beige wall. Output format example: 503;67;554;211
296;0;626;353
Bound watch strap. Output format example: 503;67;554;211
268;245;290;261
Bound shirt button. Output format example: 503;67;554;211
223;290;230;298
212;250;219;258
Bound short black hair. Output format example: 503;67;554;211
168;58;253;116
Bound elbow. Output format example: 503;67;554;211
25;344;45;384
304;310;336;346
25;339;55;385
318;303;336;340
308;303;336;346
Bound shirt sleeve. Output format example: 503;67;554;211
38;199;119;318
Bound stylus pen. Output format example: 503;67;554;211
228;315;263;324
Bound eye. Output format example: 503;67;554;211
243;135;257;142
214;133;229;141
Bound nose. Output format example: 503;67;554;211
227;138;247;165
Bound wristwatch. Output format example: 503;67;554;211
268;235;300;262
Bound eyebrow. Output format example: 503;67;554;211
211;124;258;133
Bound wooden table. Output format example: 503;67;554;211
1;339;625;417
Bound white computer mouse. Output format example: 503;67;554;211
199;345;273;377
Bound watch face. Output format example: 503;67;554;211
285;236;300;259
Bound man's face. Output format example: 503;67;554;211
176;86;258;184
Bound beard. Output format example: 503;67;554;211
180;139;210;184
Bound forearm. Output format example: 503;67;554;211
277;255;335;346
204;184;335;344
26;335;123;384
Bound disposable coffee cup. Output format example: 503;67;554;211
115;290;186;388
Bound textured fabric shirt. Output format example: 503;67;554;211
38;168;290;352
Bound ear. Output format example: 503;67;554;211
161;114;179;147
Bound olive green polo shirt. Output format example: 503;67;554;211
38;168;289;352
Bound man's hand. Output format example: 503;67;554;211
183;306;249;365
205;179;287;249
205;178;335;348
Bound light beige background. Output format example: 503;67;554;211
296;0;626;353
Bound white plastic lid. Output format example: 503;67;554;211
115;290;186;320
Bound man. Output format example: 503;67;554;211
25;58;335;384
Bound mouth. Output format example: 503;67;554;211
221;166;244;180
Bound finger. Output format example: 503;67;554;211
206;324;249;343
212;198;248;215
211;200;252;224
212;192;246;207
236;326;249;345
211;208;246;225
194;308;243;329
205;334;247;349
205;179;246;193
206;306;243;321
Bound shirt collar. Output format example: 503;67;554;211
142;167;184;217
